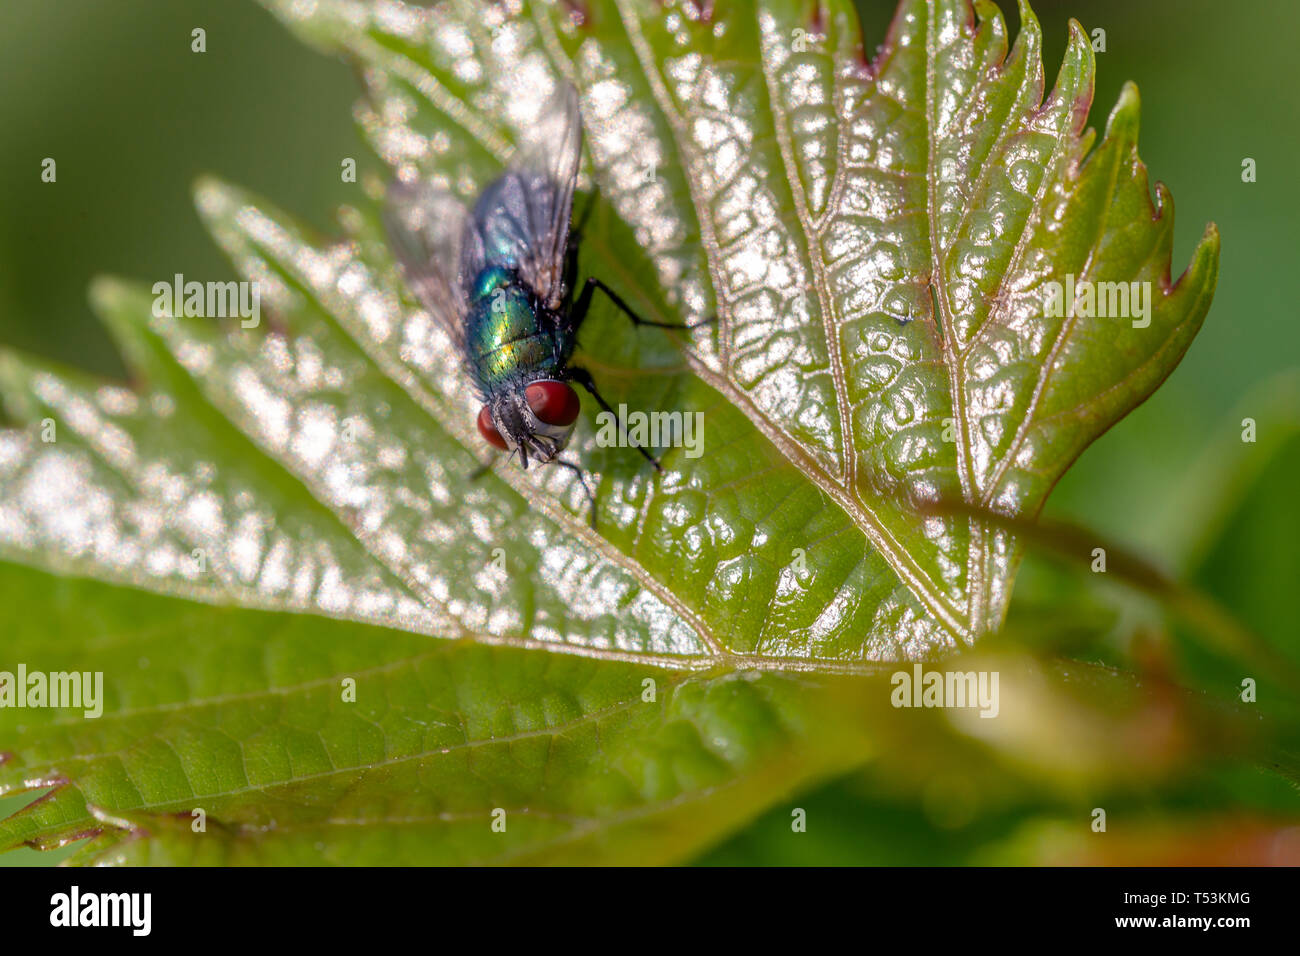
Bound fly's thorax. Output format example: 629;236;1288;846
466;270;537;337
463;267;552;390
467;265;517;304
467;268;538;339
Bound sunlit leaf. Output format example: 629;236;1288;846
0;0;1219;864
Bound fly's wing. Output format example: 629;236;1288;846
383;179;469;351
518;83;583;310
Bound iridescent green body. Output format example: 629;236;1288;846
464;263;574;399
385;82;678;487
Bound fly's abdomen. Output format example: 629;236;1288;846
464;266;556;392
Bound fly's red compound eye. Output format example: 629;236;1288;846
476;405;509;450
525;380;581;427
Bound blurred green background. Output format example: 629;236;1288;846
1;0;1296;865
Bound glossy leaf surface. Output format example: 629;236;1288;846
0;0;1218;864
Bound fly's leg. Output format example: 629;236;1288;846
551;458;599;529
569;277;713;330
572;190;598;242
562;231;581;301
563;366;664;473
470;452;597;527
562;191;599;297
469;449;521;480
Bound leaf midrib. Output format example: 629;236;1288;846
327;0;976;651
611;0;969;644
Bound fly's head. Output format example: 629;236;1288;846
477;380;583;469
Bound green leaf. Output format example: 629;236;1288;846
0;0;1218;864
258;0;1216;651
0;563;874;865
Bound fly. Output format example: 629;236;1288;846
383;83;698;526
